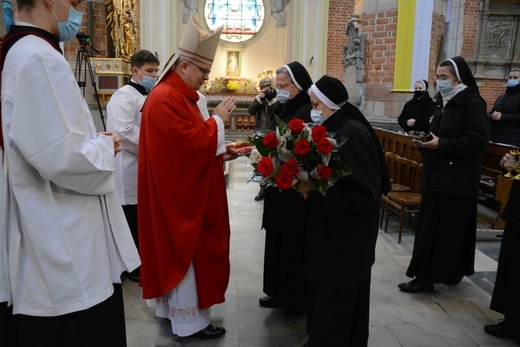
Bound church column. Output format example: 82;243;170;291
285;0;330;80
139;0;184;65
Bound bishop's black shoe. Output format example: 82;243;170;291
484;320;520;339
398;278;434;293
187;324;226;340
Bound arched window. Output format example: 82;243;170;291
203;0;267;44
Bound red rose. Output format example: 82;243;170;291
317;165;332;179
262;132;279;149
257;157;274;177
288;118;305;135
311;125;327;142
282;158;300;176
294;139;311;156
317;138;333;154
275;172;294;189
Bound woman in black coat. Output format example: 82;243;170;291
398;79;435;133
489;69;520;147
304;76;390;346
484;153;520;339
398;56;490;293
260;61;313;315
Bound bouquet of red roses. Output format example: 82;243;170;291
250;116;352;198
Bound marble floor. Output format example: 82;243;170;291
122;157;520;347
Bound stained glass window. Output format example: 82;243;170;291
204;0;266;43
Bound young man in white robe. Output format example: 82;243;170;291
0;0;140;345
107;49;160;283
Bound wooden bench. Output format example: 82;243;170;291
374;128;518;229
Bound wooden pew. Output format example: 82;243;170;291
374;128;518;229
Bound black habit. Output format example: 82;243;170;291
304;103;389;346
397;92;435;133
261;90;312;313
406;59;490;283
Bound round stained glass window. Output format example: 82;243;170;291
203;0;266;44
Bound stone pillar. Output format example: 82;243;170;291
139;0;184;66
285;0;330;80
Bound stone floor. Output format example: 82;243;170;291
122;157;520;347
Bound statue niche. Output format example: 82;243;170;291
105;0;140;59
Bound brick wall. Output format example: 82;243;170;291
63;2;109;62
325;0;354;80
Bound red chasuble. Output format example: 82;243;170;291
138;70;230;309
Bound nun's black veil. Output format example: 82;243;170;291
314;75;391;194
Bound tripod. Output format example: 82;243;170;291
75;40;106;130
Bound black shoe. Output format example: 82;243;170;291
398;279;434;293
484;320;520;338
259;295;282;308
126;268;140;283
188;324;226;340
254;187;265;201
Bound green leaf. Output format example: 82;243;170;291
275;115;287;135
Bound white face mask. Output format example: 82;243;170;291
310;109;323;123
276;89;291;104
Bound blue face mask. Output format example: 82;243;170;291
276;89;291;104
437;79;453;95
52;0;83;42
507;79;519;88
138;70;156;90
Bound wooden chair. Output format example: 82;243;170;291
381;159;422;243
384;152;410;192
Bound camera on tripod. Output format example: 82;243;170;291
76;32;90;46
262;89;276;102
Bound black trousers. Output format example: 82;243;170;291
307;277;371;347
12;284;127;347
0;302;16;347
123;204;140;276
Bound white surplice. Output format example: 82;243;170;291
0;28;140;316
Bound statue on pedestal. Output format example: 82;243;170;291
343;14;365;106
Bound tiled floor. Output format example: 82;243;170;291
123;157;520;347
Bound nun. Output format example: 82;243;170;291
397;79;436;133
303;75;390;346
259;61;313;314
398;56;490;293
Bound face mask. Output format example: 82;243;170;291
414;90;427;98
310;109;323;123
507;79;519;88
52;0;83;42
137;70;156;90
276;89;290;104
437;80;453;95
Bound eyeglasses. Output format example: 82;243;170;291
434;75;451;82
187;60;211;78
276;83;292;90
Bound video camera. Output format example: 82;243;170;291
76;32;90;46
